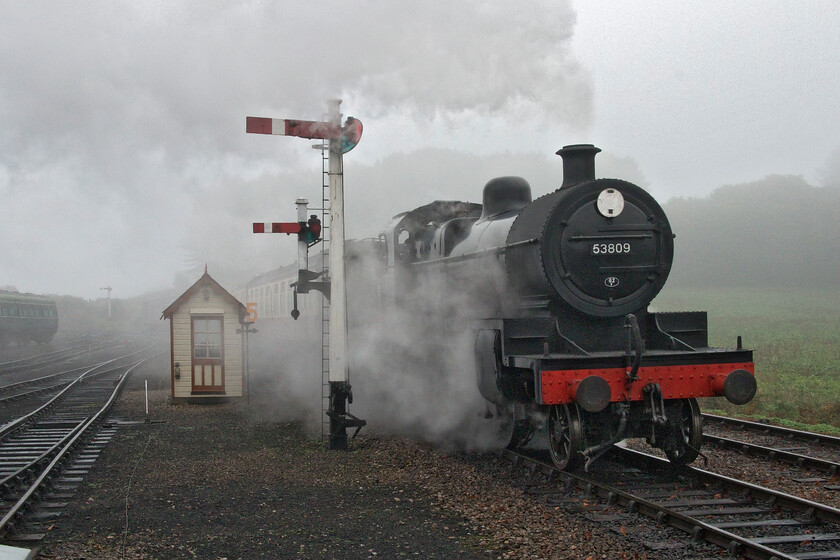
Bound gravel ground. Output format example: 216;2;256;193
32;355;658;560
25;351;840;560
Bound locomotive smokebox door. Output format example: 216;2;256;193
505;178;674;318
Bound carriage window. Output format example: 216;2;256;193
193;317;222;359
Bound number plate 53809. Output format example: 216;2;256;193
591;242;631;255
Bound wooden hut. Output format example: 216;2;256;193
162;270;246;401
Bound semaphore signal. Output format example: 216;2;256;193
245;99;364;451
245;115;362;153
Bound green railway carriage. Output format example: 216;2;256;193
0;290;58;346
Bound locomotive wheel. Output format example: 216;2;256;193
492;403;516;448
664;398;703;466
493;402;532;450
547;403;583;470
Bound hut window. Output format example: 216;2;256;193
193;317;222;359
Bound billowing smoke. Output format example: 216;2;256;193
347;252;513;451
0;0;590;298
0;0;595;444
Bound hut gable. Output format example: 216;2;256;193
162;270;247;401
162;271;245;321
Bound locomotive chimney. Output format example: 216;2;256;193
557;144;601;189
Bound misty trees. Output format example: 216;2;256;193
664;174;840;290
819;147;840;188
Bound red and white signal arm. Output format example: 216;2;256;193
246;115;362;153
246;117;340;138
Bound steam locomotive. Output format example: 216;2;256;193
379;145;756;470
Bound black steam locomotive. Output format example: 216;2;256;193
380;145;756;470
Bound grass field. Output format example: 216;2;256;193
650;287;840;428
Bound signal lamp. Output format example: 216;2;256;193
340;117;363;153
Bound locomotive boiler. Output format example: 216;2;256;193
380;144;756;470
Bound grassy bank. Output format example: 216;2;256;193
650;287;840;427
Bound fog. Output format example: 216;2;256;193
2;1;839;299
4;0;840;454
244;234;520;450
1;0;586;298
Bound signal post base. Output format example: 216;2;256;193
326;381;366;450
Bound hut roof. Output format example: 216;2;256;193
161;271;245;320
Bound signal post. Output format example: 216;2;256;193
247;99;364;450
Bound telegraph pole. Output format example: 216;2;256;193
236;321;257;405
100;286;112;318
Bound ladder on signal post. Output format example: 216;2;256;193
319;139;331;442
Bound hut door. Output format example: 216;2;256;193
191;316;225;392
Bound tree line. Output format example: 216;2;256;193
663;175;840;289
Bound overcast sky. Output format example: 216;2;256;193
2;1;838;300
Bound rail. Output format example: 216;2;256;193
0;353;156;538
504;446;840;559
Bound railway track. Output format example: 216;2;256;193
506;446;840;559
0;365;91;405
0;338;110;376
0;346;156;426
704;413;840;450
0;352;156;542
701;414;840;480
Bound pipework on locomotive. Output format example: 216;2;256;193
379;144;756;471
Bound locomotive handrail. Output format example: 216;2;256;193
569;233;653;240
554;321;590;355
410;237;539;266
